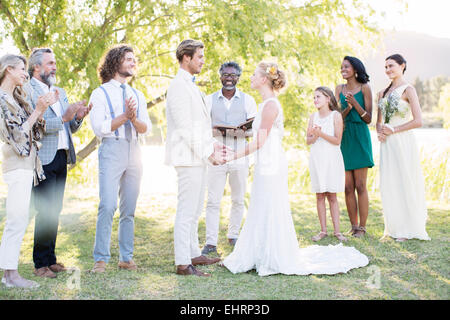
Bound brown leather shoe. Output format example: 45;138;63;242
33;267;57;278
91;261;106;273
49;262;67;273
118;259;137;271
191;255;221;266
176;265;211;277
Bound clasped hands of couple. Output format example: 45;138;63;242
209;142;236;165
209;127;253;165
35;89;92;122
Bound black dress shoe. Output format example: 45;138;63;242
176;265;211;277
201;244;217;255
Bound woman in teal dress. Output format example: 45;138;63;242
335;56;374;238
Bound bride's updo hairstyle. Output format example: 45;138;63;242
258;62;286;91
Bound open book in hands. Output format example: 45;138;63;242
213;117;255;136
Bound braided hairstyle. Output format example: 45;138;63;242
382;54;407;98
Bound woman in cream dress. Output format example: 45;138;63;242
376;54;430;242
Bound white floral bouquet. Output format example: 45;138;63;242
379;91;401;124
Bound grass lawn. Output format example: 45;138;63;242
0;181;448;300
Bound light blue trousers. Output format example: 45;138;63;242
93;138;143;263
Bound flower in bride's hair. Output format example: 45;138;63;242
266;66;277;76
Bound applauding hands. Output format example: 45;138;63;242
307;125;321;144
344;92;357;109
62;99;92;122
124;97;137;122
36;90;60;116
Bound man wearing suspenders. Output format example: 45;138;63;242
88;45;152;273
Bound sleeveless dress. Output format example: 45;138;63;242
340;90;374;171
309;110;345;193
223;98;369;276
378;84;430;240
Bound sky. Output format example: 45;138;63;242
368;0;450;39
1;0;449;54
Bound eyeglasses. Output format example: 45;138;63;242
221;73;240;78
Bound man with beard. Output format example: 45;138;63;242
27;48;92;278
201;61;257;255
88;45;152;273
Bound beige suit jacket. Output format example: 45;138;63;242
165;68;215;166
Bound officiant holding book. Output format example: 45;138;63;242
202;61;257;255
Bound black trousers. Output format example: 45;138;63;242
32;150;67;269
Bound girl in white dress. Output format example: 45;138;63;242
376;54;430;242
307;87;347;242
222;62;368;276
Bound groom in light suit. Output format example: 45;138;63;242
165;39;230;277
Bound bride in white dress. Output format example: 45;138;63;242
376;54;430;242
222;62;369;276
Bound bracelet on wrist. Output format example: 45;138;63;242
384;124;395;133
361;111;367;118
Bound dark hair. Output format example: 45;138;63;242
382;54;407;98
98;45;134;83
176;39;204;63
219;61;242;76
28;48;53;78
343;56;370;84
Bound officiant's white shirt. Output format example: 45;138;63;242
205;88;257;116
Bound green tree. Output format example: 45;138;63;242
438;83;450;129
420;75;450;112
414;76;425;107
0;0;381;178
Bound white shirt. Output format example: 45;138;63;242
205;88;257;119
89;79;152;140
35;79;69;150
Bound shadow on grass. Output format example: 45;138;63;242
0;187;448;300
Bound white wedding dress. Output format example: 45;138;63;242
223;98;369;276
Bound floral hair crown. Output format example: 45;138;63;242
266;65;277;76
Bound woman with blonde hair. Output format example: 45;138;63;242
222;62;368;276
0;54;58;288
